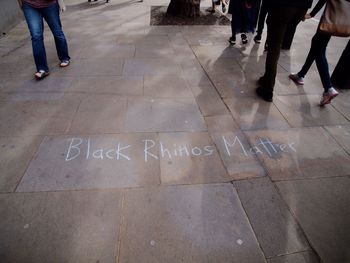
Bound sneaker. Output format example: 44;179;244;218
254;34;261;44
289;73;304;85
320;87;339;106
241;33;248;45
229;36;236;45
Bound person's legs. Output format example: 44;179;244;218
230;17;236;44
259;7;305;99
42;3;70;62
297;31;330;81
256;2;268;36
281;21;298;50
313;33;332;92
22;3;48;72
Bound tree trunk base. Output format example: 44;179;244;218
167;0;200;18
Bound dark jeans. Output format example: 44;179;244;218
298;31;332;92
22;3;70;72
256;1;268;35
261;6;306;97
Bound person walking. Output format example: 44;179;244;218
289;0;348;106
256;0;312;102
331;40;350;90
17;0;70;80
227;0;259;45
253;0;268;44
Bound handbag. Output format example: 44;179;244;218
319;0;350;37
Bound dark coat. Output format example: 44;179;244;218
228;0;260;33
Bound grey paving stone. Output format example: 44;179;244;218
211;132;266;179
54;58;124;77
276;177;350;263
123;58;182;76
159;132;229;185
209;72;261;98
274;72;323;96
233;177;309;257
199;57;244;75
0;190;122;263
205;114;240;134
69;95;127;134
0;136;43;192
119;184;266;263
2;77;73;101
267;251;320;263
78;43;135;59
224;97;290;130
116;34;171;45
67;76;143;96
324;125;350;155
182;67;213;87
245;127;350;180
135;44;175;58
144;75;193;98
331;91;350;119
16;134;160;192
274;95;349;127
237;56;286;74
191;45;242;60
125;97;206;132
0;100;78;136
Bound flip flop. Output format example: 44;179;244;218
34;70;50;80
60;60;70;67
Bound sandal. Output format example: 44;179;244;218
60;60;70;67
34;70;50;80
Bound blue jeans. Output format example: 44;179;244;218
23;2;70;72
298;31;332;92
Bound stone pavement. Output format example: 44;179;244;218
0;1;349;262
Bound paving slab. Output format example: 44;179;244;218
1;77;73;101
233;177;309;257
0;100;78;136
135;44;175;58
211;132;266;179
182;67;213;87
331;90;350;119
191;45;243;60
276;177;350;263
224;97;290;130
198;57;244;75
274;95;349;127
245;127;350;180
0;190;122;263
267;251;320;263
125;97;206;132
78;43;135;59
209;72;261;98
0;136;43;193
68;95;127;134
144;75;193;98
16;134;160;192
324;125;350;155
236;55;286;74
205;114;240;134
274;72;323;96
119;184;266;263
67;76;143;96
123;58;182;76
53;58;124;77
159;132;229;185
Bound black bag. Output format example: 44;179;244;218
331;40;350;89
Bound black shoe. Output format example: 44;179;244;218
229;36;236;45
257;77;265;87
256;87;273;102
264;42;268;52
241;33;248;45
254;34;261;44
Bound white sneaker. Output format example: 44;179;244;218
320;87;339;106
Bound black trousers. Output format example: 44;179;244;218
261;6;306;96
331;40;350;89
